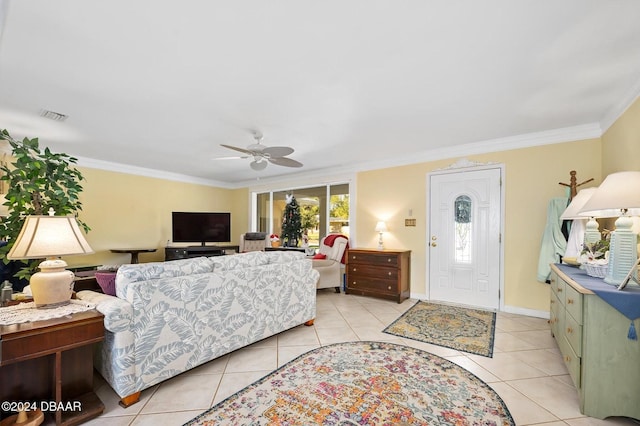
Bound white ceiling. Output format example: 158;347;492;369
1;0;640;188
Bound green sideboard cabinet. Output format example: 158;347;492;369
550;264;640;420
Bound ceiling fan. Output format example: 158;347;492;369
217;131;303;171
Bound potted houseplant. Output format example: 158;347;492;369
0;129;90;283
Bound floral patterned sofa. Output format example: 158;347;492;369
77;250;319;407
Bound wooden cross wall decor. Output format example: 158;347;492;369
559;170;594;200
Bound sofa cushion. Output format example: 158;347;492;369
263;251;307;264
116;257;214;298
212;251;270;272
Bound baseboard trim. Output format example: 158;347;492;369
502;304;549;319
410;292;550;319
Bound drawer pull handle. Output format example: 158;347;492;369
567;327;573;334
353;268;357;272
565;356;571;362
388;272;392;276
388;258;391;262
557;288;562;292
550;300;555;304
550;279;555;283
388;286;392;290
567;298;574;304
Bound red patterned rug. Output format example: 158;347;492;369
185;341;513;425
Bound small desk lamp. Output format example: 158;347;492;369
578;171;640;285
560;187;601;247
7;210;94;307
375;221;387;250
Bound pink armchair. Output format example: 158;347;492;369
312;234;349;293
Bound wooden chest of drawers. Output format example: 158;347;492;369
549;264;640;420
345;249;411;303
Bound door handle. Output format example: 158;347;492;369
431;242;437;247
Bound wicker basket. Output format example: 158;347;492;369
584;263;608;278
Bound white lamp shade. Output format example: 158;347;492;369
375;221;387;232
578;171;640;218
560;187;598;220
7;215;94;259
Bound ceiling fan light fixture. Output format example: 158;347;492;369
250;160;268;171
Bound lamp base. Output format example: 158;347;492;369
604;216;638;286
30;259;75;308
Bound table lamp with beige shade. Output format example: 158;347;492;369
7;209;93;307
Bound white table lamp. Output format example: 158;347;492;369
7;211;94;307
375;221;387;250
578;171;640;285
560;187;601;246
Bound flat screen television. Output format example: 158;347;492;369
172;212;231;246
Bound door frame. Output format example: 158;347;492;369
425;159;506;311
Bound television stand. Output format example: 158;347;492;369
164;245;240;261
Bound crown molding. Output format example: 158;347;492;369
75;156;234;189
600;76;640;133
74;123;602;190
352;123;602;174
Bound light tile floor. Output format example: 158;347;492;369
85;291;640;426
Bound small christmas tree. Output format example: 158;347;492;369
281;195;302;247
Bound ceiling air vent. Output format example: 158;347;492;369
39;109;68;122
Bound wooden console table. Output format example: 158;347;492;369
0;310;105;425
110;248;157;264
165;245;239;260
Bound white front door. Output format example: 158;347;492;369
428;167;502;310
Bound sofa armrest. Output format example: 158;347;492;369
76;290;133;333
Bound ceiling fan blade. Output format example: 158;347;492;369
221;144;254;155
263;146;294;157
268;157;303;168
212;155;247;160
250;160;268;171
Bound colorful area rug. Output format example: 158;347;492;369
383;301;497;357
185;341;513;425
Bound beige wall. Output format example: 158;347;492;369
57;97;640;313
65;168;248;267
602;96;640;175
355;138;602;313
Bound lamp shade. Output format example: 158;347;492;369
375;221;387;232
560;187;598;220
578;171;640;218
7;215;94;259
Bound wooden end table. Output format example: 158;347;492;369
0;310;105;425
110;248;156;264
